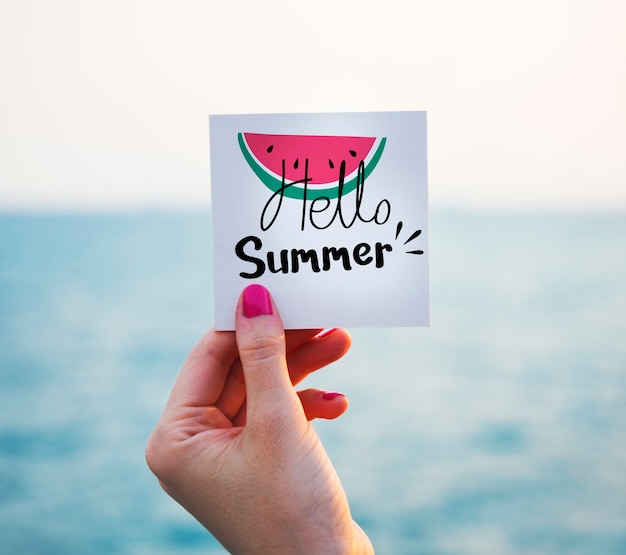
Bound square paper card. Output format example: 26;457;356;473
209;111;430;330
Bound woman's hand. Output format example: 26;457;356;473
146;284;374;554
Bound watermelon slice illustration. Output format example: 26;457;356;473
238;132;386;200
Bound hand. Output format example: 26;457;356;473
146;284;374;554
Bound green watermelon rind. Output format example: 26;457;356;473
238;132;386;200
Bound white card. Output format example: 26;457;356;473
209;111;430;330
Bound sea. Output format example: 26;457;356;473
0;211;624;555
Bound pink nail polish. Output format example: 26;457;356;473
243;284;273;318
322;391;345;401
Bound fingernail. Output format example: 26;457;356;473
322;391;345;401
317;328;338;339
243;284;273;318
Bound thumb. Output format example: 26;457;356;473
235;285;304;431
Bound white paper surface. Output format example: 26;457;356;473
209;111;430;330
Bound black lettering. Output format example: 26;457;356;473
322;246;352;271
373;199;391;224
261;159;312;231
267;249;289;273
309;196;333;230
353;243;373;266
291;249;321;273
235;235;265;279
336;160;358;228
305;159;392;231
375;242;392;268
300;159;309;231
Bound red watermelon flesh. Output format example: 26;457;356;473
243;133;377;185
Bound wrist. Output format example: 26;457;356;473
229;520;373;555
291;520;374;555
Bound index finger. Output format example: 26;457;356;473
166;328;239;409
285;329;322;352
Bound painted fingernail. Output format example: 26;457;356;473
322;391;345;401
243;284;273;318
317;328;338;339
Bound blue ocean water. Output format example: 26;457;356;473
0;211;624;554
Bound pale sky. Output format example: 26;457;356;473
1;0;624;211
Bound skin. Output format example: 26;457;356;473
146;286;374;554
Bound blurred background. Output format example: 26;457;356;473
1;1;625;553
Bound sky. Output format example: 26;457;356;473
0;0;624;212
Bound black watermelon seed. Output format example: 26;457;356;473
266;145;274;153
294;158;299;169
329;159;334;169
349;149;357;157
